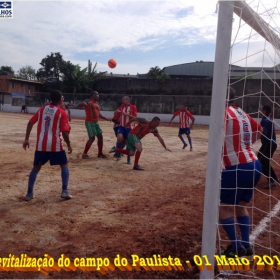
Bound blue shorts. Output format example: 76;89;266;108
34;151;68;166
220;160;262;205
116;126;132;139
179;128;190;135
113;127;119;137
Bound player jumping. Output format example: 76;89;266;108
111;96;137;163
169;104;195;151
115;117;171;170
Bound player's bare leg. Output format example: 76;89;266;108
133;143;144;170
178;134;187;149
82;136;95;158
97;133;107;158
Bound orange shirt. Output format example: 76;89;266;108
130;118;159;139
85;100;100;122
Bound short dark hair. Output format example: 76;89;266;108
152;116;161;122
50;90;62;103
262;105;271;116
228;87;236;104
90;91;99;97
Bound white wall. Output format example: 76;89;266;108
2;104;210;125
3;104;280;129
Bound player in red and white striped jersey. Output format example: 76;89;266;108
220;88;262;258
23;90;72;201
111;96;137;163
169;104;195;151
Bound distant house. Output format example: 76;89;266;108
0;74;43;107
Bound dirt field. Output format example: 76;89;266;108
1;111;280;279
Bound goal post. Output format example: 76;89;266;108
200;0;280;279
200;2;234;279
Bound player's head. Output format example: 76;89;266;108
261;105;271;116
180;104;187;111
150;116;161;128
90;91;99;101
228;87;236;105
122;96;130;106
61;95;65;102
50;90;62;104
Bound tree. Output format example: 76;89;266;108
86;61;107;90
147;66;162;78
156;72;170;84
61;60;106;97
0;65;15;75
36;52;67;82
16;65;36;80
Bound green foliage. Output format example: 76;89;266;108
0;65;15;75
148;66;170;84
235;72;254;80
16;65;36;80
62;61;106;96
147;66;162;78
156;72;170;84
36;52;67;81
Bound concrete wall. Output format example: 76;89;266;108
2;104;211;125
4;104;280;129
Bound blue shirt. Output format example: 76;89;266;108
260;116;276;145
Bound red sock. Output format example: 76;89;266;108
83;141;93;154
116;148;130;155
98;139;103;154
134;151;141;167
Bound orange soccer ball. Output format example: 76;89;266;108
108;58;117;68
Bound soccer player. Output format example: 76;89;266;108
77;91;111;159
111;96;137;163
257;105;279;189
220;88;262;258
22;90;72;201
169;104;195;151
115;117;171;170
20;104;27;113
60;95;71;122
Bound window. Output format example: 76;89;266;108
11;82;15;89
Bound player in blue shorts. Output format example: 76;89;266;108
169;104;195;151
220;88;262;257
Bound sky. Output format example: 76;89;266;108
0;0;279;76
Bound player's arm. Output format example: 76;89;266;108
122;106;138;119
125;117;140;127
168;115;176;125
23;110;39;150
60;112;72;153
186;111;195;129
248;115;262;144
62;132;72;154
76;102;87;109
99;112;111;122
190;117;195;129
156;134;171;152
23;121;34;150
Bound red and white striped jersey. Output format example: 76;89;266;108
173;109;194;128
29;104;70;152
116;104;137;129
223;106;261;167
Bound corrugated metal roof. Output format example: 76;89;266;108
163;61;280;78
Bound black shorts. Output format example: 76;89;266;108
33;151;68;166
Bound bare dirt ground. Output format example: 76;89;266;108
1;111;280;279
